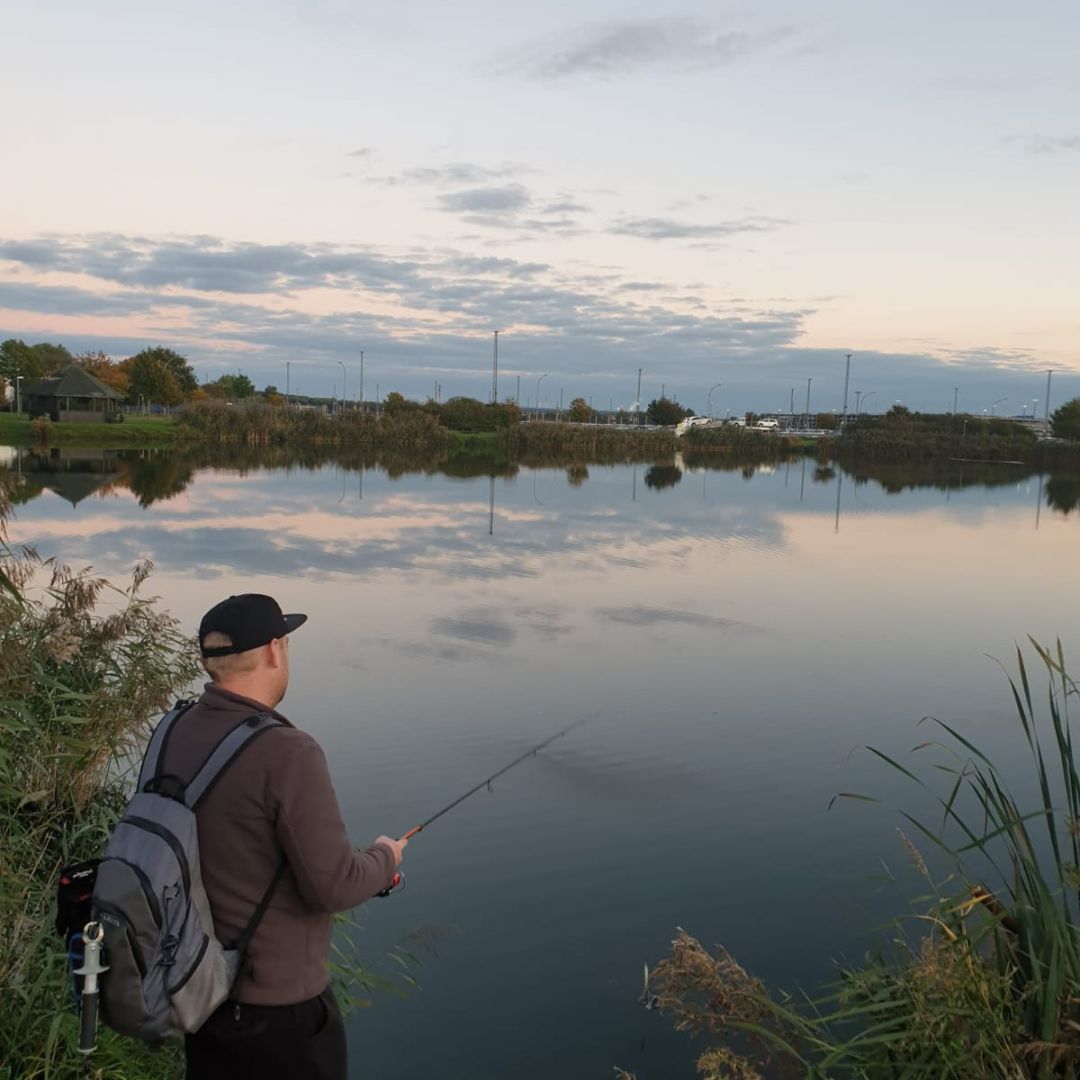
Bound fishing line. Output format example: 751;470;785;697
377;713;594;896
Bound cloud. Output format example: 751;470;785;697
1008;133;1080;155
596;605;754;630
495;17;792;80
376;161;532;187
4;230;1073;412
430;611;516;647
610;215;787;241
433;184;589;235
345;146;375;158
437;184;532;216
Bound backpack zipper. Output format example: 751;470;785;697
167;933;209;996
118;816;191;895
100;857;163;927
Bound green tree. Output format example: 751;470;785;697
646;397;690;426
30;341;73;374
383;391;415;415
127;348;197;397
568;397;591;423
1051;398;1080;441
122;353;183;407
0;339;44;383
206;374;256;400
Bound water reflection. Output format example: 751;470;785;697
2;443;1079;1080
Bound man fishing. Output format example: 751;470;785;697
171;593;406;1080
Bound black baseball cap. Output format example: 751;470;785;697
199;594;308;657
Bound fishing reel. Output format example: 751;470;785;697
375;871;404;898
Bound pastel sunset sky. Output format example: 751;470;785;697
2;0;1078;412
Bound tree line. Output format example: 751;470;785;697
0;339;274;409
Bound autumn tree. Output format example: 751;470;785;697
568;397;591;423
75;350;130;396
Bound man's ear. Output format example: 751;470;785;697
266;639;284;669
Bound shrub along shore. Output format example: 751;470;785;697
3;400;1080;471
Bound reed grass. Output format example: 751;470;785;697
630;641;1080;1079
175;401;451;451
0;465;200;1079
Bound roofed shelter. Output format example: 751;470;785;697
25;365;123;422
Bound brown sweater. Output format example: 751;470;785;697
159;683;396;1005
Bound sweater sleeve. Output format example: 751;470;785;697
270;733;396;913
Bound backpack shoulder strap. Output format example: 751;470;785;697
137;700;197;793
182;712;282;810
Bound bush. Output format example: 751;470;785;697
1051;398;1080;441
29;416;51;443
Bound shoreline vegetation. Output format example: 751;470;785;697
0;464;199;1079
625;642;1080;1080
2;399;1079;472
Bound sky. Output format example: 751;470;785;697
1;0;1078;414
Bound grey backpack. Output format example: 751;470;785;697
91;701;286;1040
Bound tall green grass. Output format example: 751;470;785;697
634;641;1080;1079
0;466;199;1079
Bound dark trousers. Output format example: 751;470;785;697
185;988;346;1080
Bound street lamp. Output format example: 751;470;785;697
337;361;347;409
858;390;876;415
990;397;1006;416
535;373;547;420
707;382;722;419
15;374;24;415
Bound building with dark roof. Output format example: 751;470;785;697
25;365;123;422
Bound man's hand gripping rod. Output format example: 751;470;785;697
376;716;591;897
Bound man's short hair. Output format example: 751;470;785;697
201;631;260;680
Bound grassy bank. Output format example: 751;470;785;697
631;641;1080;1080
0;412;177;447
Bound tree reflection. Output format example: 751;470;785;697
566;465;589;487
644;464;683;490
1045;474;1080;516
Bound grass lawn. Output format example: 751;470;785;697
0;411;178;447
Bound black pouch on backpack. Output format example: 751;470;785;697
56;858;100;940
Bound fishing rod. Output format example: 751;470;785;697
376;715;591;896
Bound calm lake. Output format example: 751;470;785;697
4;445;1080;1079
